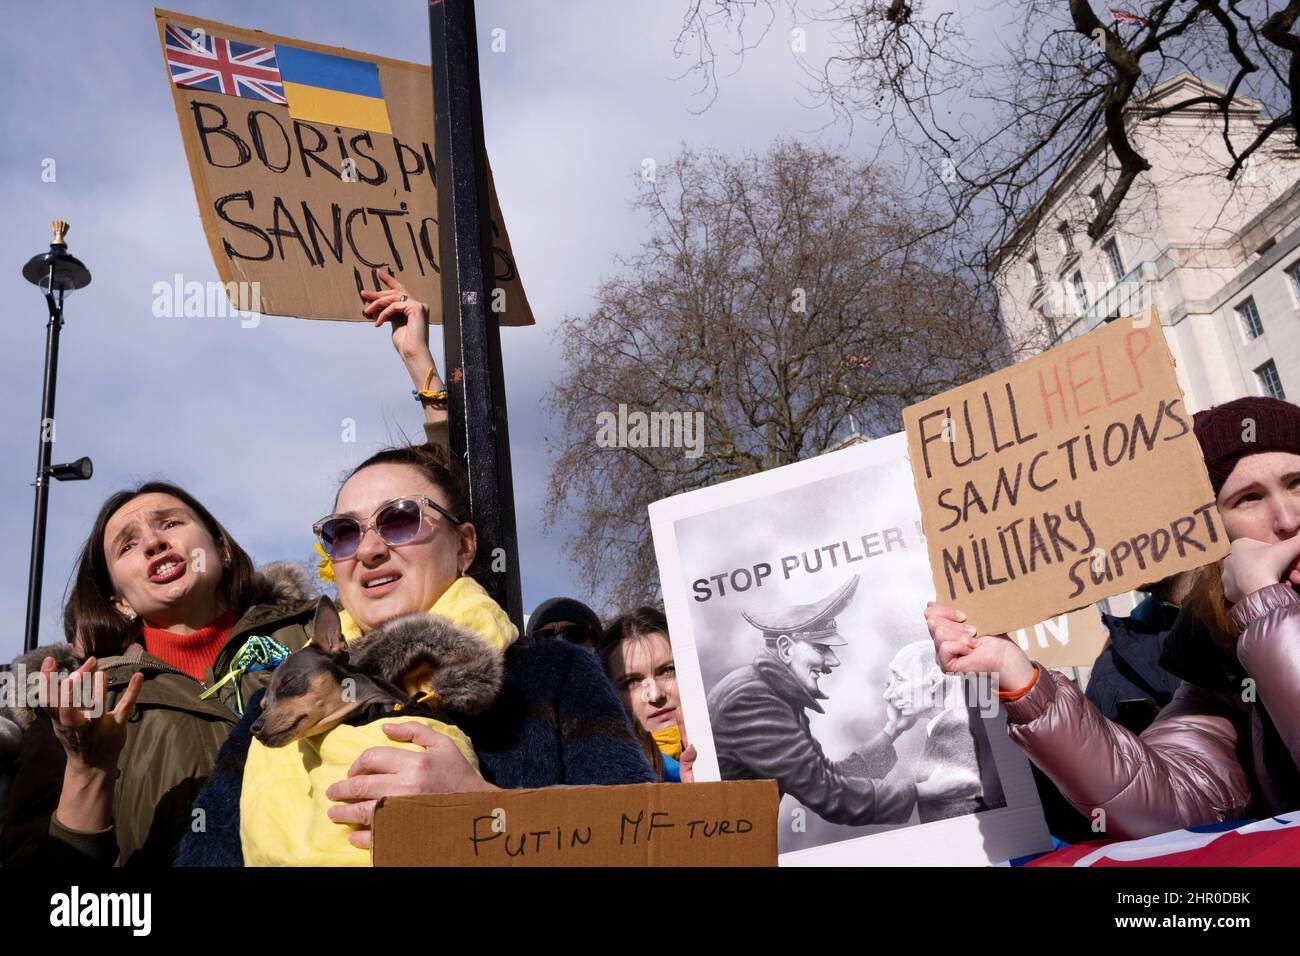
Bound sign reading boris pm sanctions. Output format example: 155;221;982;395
903;316;1227;637
154;8;533;325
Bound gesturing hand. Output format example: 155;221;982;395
1221;535;1300;604
361;269;432;366
42;656;143;773
325;722;497;849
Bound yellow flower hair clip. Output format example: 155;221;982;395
314;542;335;583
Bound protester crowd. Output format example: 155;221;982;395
1;270;1298;864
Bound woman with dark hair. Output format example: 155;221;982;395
1;482;316;866
599;607;697;782
175;275;653;865
925;396;1300;839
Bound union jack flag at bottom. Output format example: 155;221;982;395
1018;814;1300;866
164;23;285;104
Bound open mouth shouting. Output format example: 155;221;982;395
148;552;187;585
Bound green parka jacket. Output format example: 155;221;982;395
0;563;315;867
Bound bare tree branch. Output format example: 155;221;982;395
674;1;1299;264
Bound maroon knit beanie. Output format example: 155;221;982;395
1192;396;1300;495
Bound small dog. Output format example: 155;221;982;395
250;598;434;747
240;591;507;866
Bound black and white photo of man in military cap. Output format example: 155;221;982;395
708;575;982;827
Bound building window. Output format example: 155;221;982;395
1256;359;1286;399
1286;261;1300;304
1059;223;1076;255
1089;186;1104;213
1104;239;1125;283
1029;255;1043;284
1237;296;1264;341
1072;271;1089;315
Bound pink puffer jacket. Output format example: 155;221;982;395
1005;583;1300;840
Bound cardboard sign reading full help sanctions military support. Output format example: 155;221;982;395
154;8;533;325
903;317;1227;637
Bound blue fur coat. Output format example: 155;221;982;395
174;638;654;866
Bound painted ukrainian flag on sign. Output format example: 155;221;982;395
275;45;391;133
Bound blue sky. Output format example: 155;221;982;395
0;0;871;660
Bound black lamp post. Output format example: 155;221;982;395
428;0;523;625
22;220;93;652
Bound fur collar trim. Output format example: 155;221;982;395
349;612;502;716
2;643;81;733
247;561;317;608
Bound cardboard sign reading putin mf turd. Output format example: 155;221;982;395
903;317;1228;637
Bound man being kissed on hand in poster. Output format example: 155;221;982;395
707;576;980;826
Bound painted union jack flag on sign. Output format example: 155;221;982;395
164;23;285;103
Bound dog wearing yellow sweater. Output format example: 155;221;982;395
241;589;508;865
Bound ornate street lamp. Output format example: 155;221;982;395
22;220;94;652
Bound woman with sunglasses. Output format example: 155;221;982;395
176;277;655;864
237;454;519;865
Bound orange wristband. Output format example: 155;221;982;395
997;666;1040;702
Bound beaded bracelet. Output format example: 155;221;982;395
412;366;448;404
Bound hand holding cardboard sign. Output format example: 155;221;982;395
924;602;1036;691
363;269;447;429
1222;536;1300;604
364;269;432;365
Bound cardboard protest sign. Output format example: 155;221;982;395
372;781;778;866
649;433;1051;865
154;9;533;325
1011;606;1108;670
904;318;1227;637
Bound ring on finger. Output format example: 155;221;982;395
399;294;408;302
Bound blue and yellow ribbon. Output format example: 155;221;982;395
199;634;292;716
